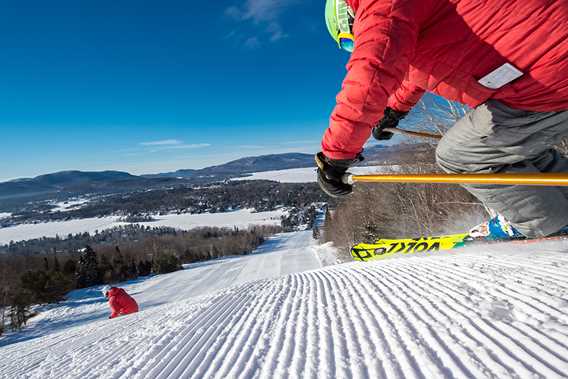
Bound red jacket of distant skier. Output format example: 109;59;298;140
322;0;568;159
108;287;139;319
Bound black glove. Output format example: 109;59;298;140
315;152;363;198
372;107;409;141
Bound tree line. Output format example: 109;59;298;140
0;223;281;335
6;181;328;225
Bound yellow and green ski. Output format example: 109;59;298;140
351;232;568;262
351;233;471;262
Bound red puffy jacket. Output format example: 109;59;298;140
108;287;139;319
322;0;568;159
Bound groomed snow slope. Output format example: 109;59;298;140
2;238;568;378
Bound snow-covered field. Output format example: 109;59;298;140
0;209;285;245
233;166;401;183
2;233;568;378
234;167;318;183
49;198;91;213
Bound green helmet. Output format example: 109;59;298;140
325;0;340;44
325;0;355;50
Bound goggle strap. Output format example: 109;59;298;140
336;0;354;35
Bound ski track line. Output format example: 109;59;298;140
320;268;369;379
235;277;294;379
91;300;213;378
122;292;238;378
428;258;568;334
51;302;205;379
311;269;337;379
261;273;304;378
401;261;544;378
328;267;416;379
199;280;278;378
406;258;558;375
421;259;568;376
438;257;568;327
381;261;522;378
311;269;352;379
141;284;260;379
332;268;388;377
322;269;369;379
285;272;310;378
254;275;299;379
294;271;318;378
28;316;139;378
388;269;508;377
357;266;483;379
362;266;496;379
163;286;257;378
355;266;452;379
361;266;437;379
301;269;326;378
1;314;145;378
334;269;397;379
332;269;383;378
403;259;567;378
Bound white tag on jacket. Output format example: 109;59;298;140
478;63;524;89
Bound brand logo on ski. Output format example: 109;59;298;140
351;234;469;262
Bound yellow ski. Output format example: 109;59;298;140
351;233;470;262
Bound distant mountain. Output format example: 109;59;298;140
0;147;434;208
148;153;315;179
0;153;315;206
0;170;182;203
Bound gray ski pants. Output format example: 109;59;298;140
436;100;568;238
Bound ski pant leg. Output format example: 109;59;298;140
435;100;568;238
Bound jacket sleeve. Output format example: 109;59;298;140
322;0;431;159
387;79;425;113
108;296;121;319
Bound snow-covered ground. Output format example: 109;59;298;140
0;209;285;245
49;198;91;213
2;233;568;378
234;167;318;183
233;166;401;183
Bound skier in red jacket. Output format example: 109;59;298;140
317;0;568;239
102;286;139;319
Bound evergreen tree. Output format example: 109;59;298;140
53;256;61;272
63;259;76;276
98;255;113;283
152;252;181;274
112;246;128;282
76;245;100;288
8;291;32;331
127;259;138;279
138;260;152;276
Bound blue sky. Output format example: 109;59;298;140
0;0;362;181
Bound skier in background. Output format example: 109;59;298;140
317;0;568;240
102;286;139;319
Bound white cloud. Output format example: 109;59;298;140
225;0;298;44
244;37;261;49
137;140;211;153
147;143;211;153
140;139;183;146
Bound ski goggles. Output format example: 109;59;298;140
338;32;355;53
